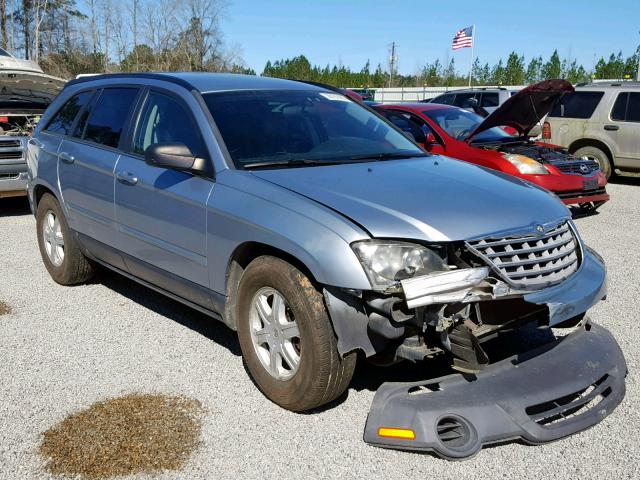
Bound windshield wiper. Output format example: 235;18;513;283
242;158;347;170
348;152;429;161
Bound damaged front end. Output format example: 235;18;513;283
324;219;624;458
325;218;606;371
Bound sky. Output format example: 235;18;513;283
224;0;640;75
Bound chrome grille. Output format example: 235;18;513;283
466;221;580;289
0;150;23;160
0;139;21;148
554;161;599;175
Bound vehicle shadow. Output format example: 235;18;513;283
96;269;242;357
610;173;640;186
0;197;31;217
94;268;557;414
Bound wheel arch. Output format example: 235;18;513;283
223;241;321;330
568;138;615;166
32;182;58;212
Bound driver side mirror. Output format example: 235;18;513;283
145;143;204;172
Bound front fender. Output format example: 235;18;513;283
206;172;373;295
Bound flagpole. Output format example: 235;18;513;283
468;24;475;87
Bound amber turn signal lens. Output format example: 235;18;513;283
377;427;416;440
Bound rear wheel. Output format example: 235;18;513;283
574;145;613;179
36;193;95;285
236;256;356;411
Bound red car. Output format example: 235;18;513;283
374;80;609;210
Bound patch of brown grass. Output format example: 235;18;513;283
40;394;203;479
0;301;11;315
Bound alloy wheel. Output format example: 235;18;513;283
249;287;301;380
42;210;65;267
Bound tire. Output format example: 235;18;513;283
573;145;614;179
236;256;356;412
36;193;95;285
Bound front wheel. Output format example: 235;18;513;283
236;256;356;411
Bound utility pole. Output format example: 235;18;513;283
637;31;640;81
389;42;396;88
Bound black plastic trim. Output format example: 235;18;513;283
363;321;626;459
76;232;225;320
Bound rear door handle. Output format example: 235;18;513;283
58;152;75;164
116;171;138;186
604;124;619;131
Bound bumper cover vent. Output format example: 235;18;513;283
526;374;611;427
466;221;580;289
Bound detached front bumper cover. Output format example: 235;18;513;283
364;322;626;459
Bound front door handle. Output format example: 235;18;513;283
29;138;44;148
58;152;75;164
604;124;619;131
116;171;138;186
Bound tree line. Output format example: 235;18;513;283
0;1;637;87
263;49;640;88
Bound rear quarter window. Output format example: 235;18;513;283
548;91;604;119
627;93;640;122
611;93;628;121
44;91;94;135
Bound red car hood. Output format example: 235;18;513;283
466;79;574;141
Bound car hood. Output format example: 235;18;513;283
466;79;574;141
251;156;569;242
0;71;65;114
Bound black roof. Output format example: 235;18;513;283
65;72;326;93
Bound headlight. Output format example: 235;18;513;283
501;153;549;175
352;241;446;290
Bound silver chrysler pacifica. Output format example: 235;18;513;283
27;73;625;458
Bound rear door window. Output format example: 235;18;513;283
83;88;139;148
481;92;499;107
453;92;478;107
548;91;604;119
432;93;455;105
382;110;426;143
44;91;94;135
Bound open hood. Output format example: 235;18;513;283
0;71;66;114
466;79;573;142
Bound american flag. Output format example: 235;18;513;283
452;26;474;50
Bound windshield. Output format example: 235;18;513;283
202;90;424;168
423;108;514;142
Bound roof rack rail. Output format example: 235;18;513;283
64;72;196;91
577;80;640;87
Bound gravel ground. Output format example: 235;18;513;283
1;178;639;479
